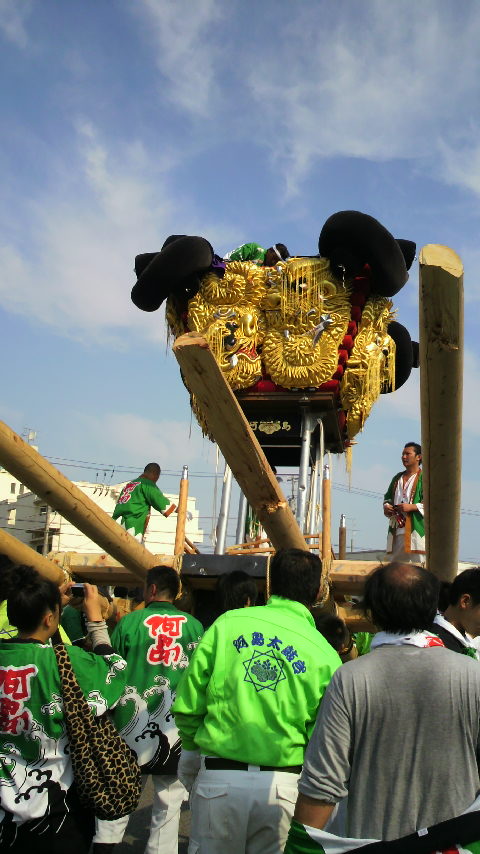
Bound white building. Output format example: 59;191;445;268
0;472;203;556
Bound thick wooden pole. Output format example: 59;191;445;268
0;528;64;584
0;421;159;581
173;333;308;552
419;245;463;581
174;466;189;557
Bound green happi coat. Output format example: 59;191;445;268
224;242;267;265
0;640;128;832
112;475;171;537
173;596;340;767
384;470;425;554
110;602;203;774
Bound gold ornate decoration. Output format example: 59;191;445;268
258;421;281;435
166;256;398;443
340;297;396;439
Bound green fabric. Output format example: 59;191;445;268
384;470;424;550
112;475;170;536
60;603;85;642
0;600;71;644
0;639;127;825
173;595;341;765
353;631;373;656
227;242;267;264
110;601;203;769
284;820;325;853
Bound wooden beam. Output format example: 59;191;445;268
0;528;64;584
419;245;463;581
0;421;160;582
173;333;308;552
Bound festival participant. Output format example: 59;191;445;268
224;242;290;266
430;566;480;657
112;463;176;543
383;441;425;563
216;570;258;614
0;557;71;643
173;548;341;854
93;565;203;854
286;563;480;851
0;567;128;854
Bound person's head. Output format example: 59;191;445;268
313;613;350;653
363;562;439;633
144;565;180;605
0;557;16;603
269;548;321;607
402;442;422;469
216;571;258;613
143;462;161;483
264;243;290;267
445;567;480;637
113;586;129;599
7;565;61;639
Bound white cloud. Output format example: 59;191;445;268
131;0;224;116
244;1;480;195
0;122;180;343
0;0;32;48
84;412;205;470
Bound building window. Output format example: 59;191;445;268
10;483;15;494
39;506;47;515
7;508;15;525
19;484;24;495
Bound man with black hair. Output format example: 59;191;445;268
172;548;340;854
224;242;290;266
383;441;425;562
93;565;203;854
112;463;176;543
216;569;258;614
431;566;480;657
287;562;480;850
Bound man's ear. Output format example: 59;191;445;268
459;593;473;610
43;608;57;630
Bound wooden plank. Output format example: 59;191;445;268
0;420;160;581
0;529;64;584
419;245;463;581
173;333;308;552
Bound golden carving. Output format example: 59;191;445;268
166;257;398;443
340;297;396;439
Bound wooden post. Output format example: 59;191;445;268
321;463;332;572
338;513;347;560
173;333;308;552
0;420;160;582
174;465;189;557
419;245;463;582
0;528;64;584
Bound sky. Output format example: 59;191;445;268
2;0;480;560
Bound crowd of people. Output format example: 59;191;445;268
1;446;480;853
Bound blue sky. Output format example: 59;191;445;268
2;0;480;559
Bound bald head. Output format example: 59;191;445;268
143;462;161;482
363;562;439;634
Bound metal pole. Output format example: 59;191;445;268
339;513;347;559
308;435;321;544
215;463;233;554
174;465;189;557
42;506;51;556
296;409;314;531
235;491;248;545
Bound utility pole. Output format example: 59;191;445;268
42;506;51;556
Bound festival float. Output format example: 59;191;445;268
0;213;464;625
